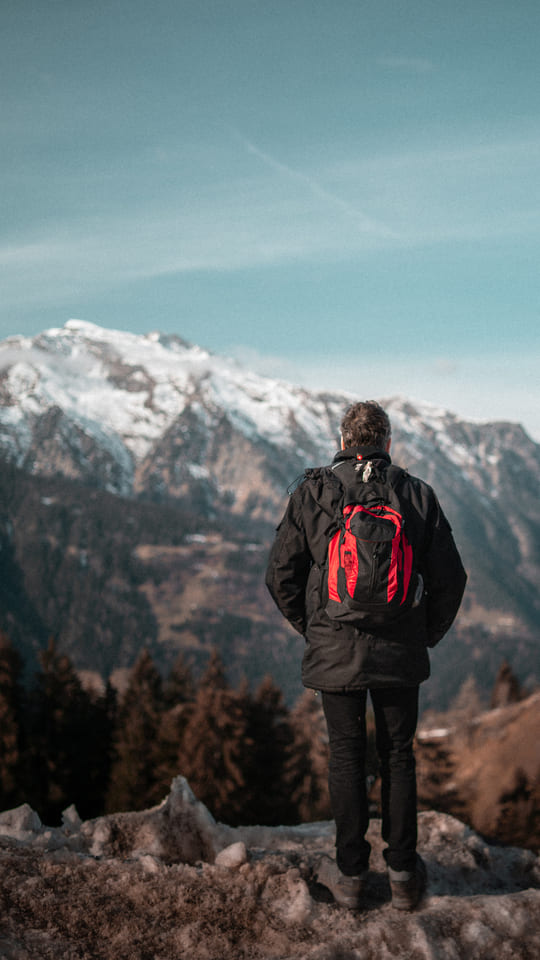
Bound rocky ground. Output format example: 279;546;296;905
0;777;539;959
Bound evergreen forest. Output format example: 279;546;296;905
0;634;360;828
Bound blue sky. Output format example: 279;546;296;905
2;0;540;438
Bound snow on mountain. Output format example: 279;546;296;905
0;320;342;468
2;318;536;503
2;318;540;579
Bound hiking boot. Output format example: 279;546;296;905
388;854;427;911
316;855;367;909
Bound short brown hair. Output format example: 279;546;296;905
340;401;391;448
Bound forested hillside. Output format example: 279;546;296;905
0;634;331;828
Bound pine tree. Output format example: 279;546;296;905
163;652;195;708
83;680;117;818
154;653;196;794
490;660;523;709
105;649;165;813
449;674;485;723
28;637;109;823
285;690;331;822
178;649;253;824
245;674;296;825
0;634;25;809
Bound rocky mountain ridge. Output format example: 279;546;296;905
1;320;539;702
3;319;539;526
0;319;345;520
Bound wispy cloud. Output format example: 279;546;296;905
2;127;540;315
0;241;66;268
236;133;399;240
326;130;540;243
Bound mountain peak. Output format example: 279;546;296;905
0;320;350;480
65;318;104;334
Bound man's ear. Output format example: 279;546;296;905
385;437;392;453
340;434;345;450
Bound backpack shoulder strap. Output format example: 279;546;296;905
386;464;409;489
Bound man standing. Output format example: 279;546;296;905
266;400;466;911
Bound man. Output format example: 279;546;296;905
266;400;466;911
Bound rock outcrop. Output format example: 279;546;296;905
0;776;539;959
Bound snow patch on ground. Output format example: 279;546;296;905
0;776;539;959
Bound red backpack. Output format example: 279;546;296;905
324;459;422;628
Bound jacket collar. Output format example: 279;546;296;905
332;445;391;466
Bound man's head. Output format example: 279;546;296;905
340;400;391;450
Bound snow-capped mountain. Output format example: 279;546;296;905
1;320;539;701
1;318;539;521
0;319;348;517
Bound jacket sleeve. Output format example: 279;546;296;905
421;493;467;647
265;490;312;635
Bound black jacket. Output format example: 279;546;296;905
265;445;467;691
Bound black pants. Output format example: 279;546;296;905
322;686;419;875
